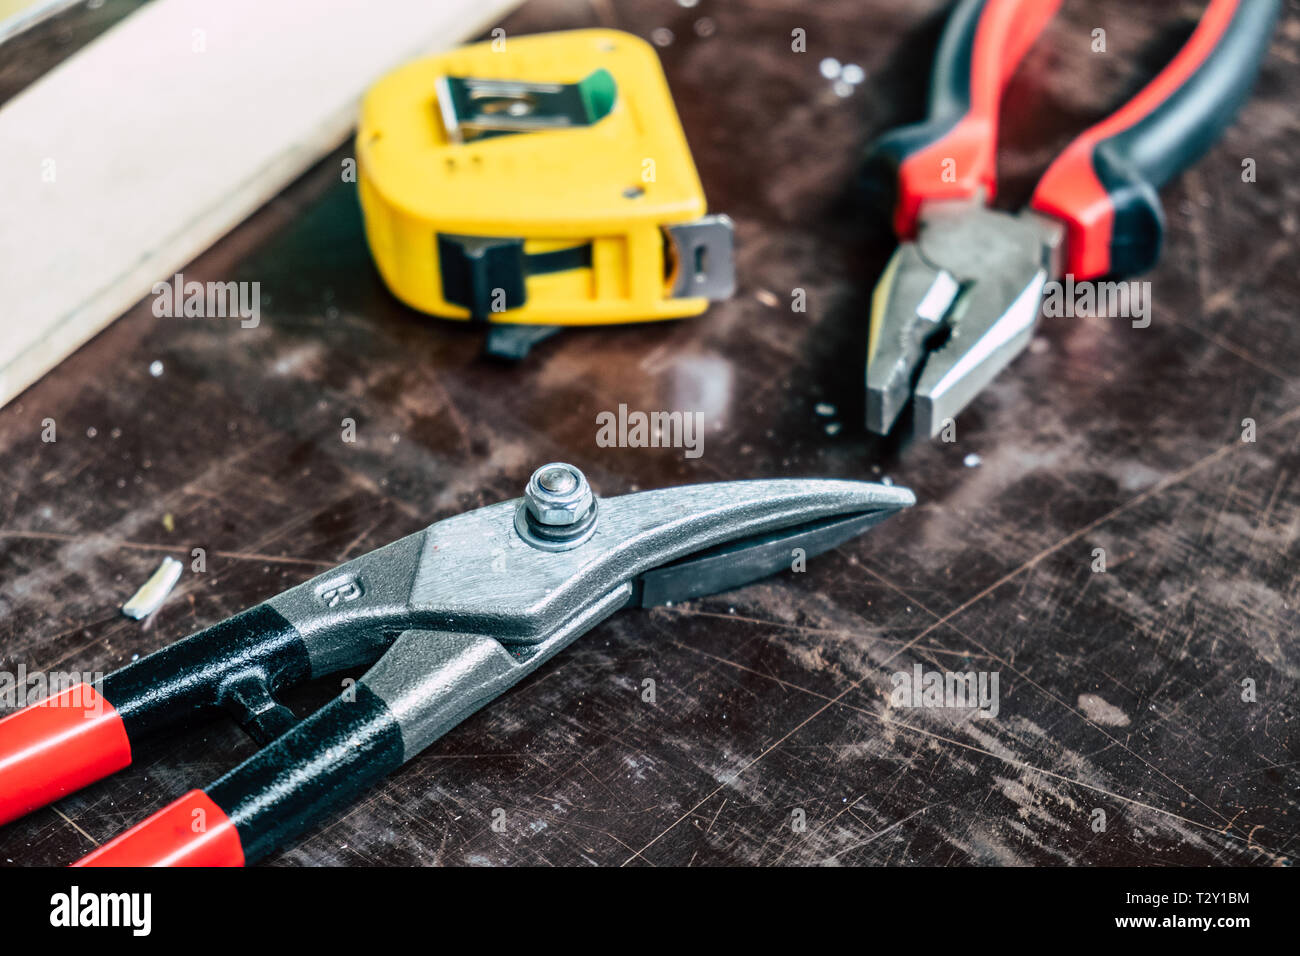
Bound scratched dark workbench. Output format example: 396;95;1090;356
1;0;1297;867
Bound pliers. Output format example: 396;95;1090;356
863;0;1281;438
0;463;913;866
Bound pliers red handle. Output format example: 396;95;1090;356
867;0;1278;277
864;0;1064;242
1031;0;1282;279
863;0;1281;437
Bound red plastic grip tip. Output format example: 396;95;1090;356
1031;0;1241;279
0;683;132;825
74;789;245;867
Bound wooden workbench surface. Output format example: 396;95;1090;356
1;0;1296;866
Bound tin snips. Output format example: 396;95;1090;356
0;464;913;865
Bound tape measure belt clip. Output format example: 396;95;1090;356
436;68;618;144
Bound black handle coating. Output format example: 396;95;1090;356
100;604;311;741
1099;0;1280;195
205;682;405;864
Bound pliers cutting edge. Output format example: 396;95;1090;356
0;463;913;866
863;0;1281;438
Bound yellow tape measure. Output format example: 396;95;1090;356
357;29;734;358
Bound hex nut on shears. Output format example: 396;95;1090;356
515;462;599;551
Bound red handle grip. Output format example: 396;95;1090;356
1031;0;1280;278
866;0;1061;237
73;789;245;867
0;683;132;825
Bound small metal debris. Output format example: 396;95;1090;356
963;453;982;468
755;289;780;308
651;27;673;47
815;402;836;417
819;57;841;80
824;421;842;436
840;63;866;85
694;17;716;38
149;360;164;377
122;556;183;620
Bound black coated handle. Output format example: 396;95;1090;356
100;603;311;742
204;682;405;864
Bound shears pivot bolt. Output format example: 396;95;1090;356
515;462;599;551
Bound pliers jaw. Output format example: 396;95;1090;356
866;199;1064;439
